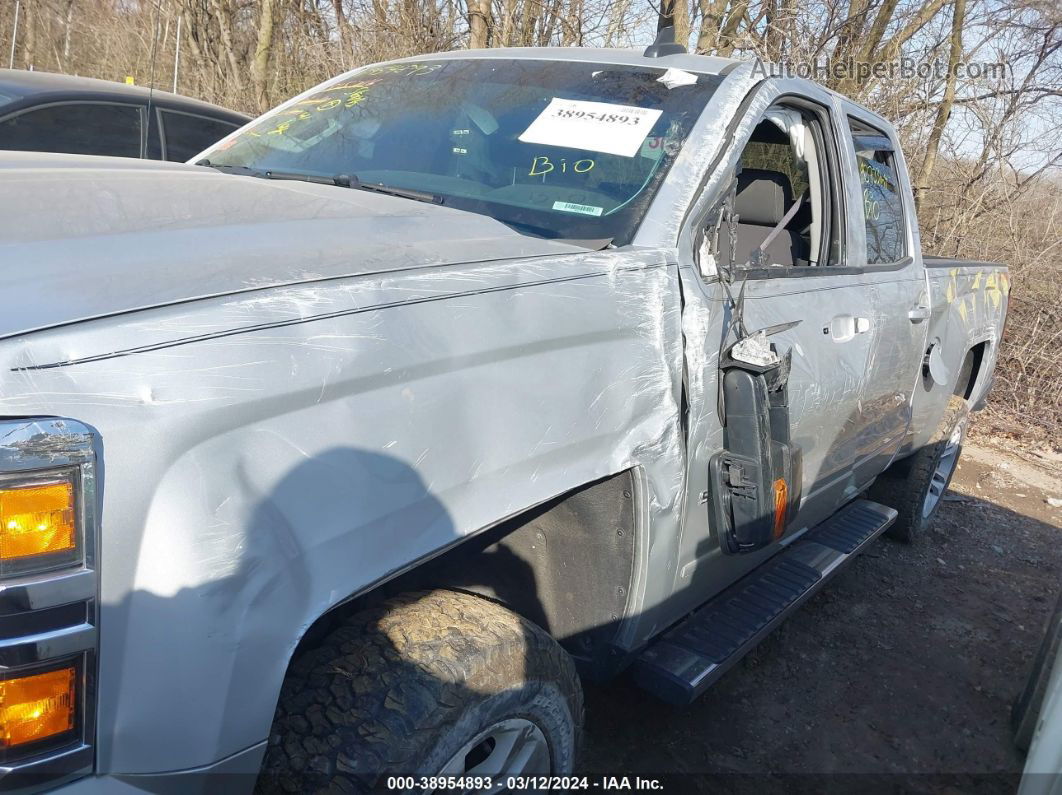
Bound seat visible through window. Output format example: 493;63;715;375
701;104;841;275
713;111;831;268
732;168;803;267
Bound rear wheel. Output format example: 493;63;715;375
257;589;583;794
869;395;969;543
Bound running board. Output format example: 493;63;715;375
632;499;897;704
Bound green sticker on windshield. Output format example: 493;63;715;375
553;201;603;217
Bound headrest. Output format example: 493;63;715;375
735;168;794;226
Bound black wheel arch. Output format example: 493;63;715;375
289;470;638;684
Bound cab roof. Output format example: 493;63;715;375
390;46;747;77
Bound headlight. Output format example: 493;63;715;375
0;470;82;578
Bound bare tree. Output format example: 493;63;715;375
914;0;965;206
468;0;490;46
250;0;276;111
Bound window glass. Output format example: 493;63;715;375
198;59;723;245
715;109;836;270
740;140;809;199
161;110;240;162
0;102;142;157
849;122;906;264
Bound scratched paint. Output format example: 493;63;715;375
0;228;688;773
0;49;1009;783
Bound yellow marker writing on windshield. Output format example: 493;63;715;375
263;88;369;136
267;119;294;136
344;86;371;107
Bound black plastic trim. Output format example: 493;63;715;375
924;256;1005;269
738;255;915;280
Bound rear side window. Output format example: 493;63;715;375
848;120;906;264
160;110;239;162
0;102;143;158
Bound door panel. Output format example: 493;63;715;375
672;267;872;615
669;96;875;616
857;274;928;472
842;120;928;470
724;277;875;514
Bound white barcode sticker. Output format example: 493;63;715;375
519;98;663;158
553;201;603;216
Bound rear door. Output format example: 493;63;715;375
840;112;929;473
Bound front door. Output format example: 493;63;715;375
671;98;876;612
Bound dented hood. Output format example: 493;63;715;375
0;152;585;339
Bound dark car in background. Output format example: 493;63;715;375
0;69;249;161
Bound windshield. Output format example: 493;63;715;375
198;59;722;245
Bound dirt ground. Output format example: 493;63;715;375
580;437;1062;792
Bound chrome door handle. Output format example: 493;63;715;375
908;305;931;323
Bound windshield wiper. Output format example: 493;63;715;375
344;177;443;205
196;160;442;205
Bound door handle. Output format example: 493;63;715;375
908;305;931;323
828;315;870;342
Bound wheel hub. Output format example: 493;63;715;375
433;717;550;793
923;419;965;519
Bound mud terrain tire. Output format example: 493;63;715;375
257;589;583;794
869;395;970;543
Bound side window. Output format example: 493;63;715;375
848;120;906;264
160;110;240;162
707;104;841;272
0;102;142;158
739;139;810;204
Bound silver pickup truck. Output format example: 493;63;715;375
0;39;1008;794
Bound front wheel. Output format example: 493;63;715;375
869;395;970;543
257;589;583;794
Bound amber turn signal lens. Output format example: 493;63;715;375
772;478;788;540
0;667;76;748
0;480;76;561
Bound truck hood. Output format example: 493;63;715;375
0;152;587;339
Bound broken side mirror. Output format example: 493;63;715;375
710;326;803;554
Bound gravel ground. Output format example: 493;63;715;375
579;439;1062;793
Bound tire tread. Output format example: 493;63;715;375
869;395;969;543
257;589;582;794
